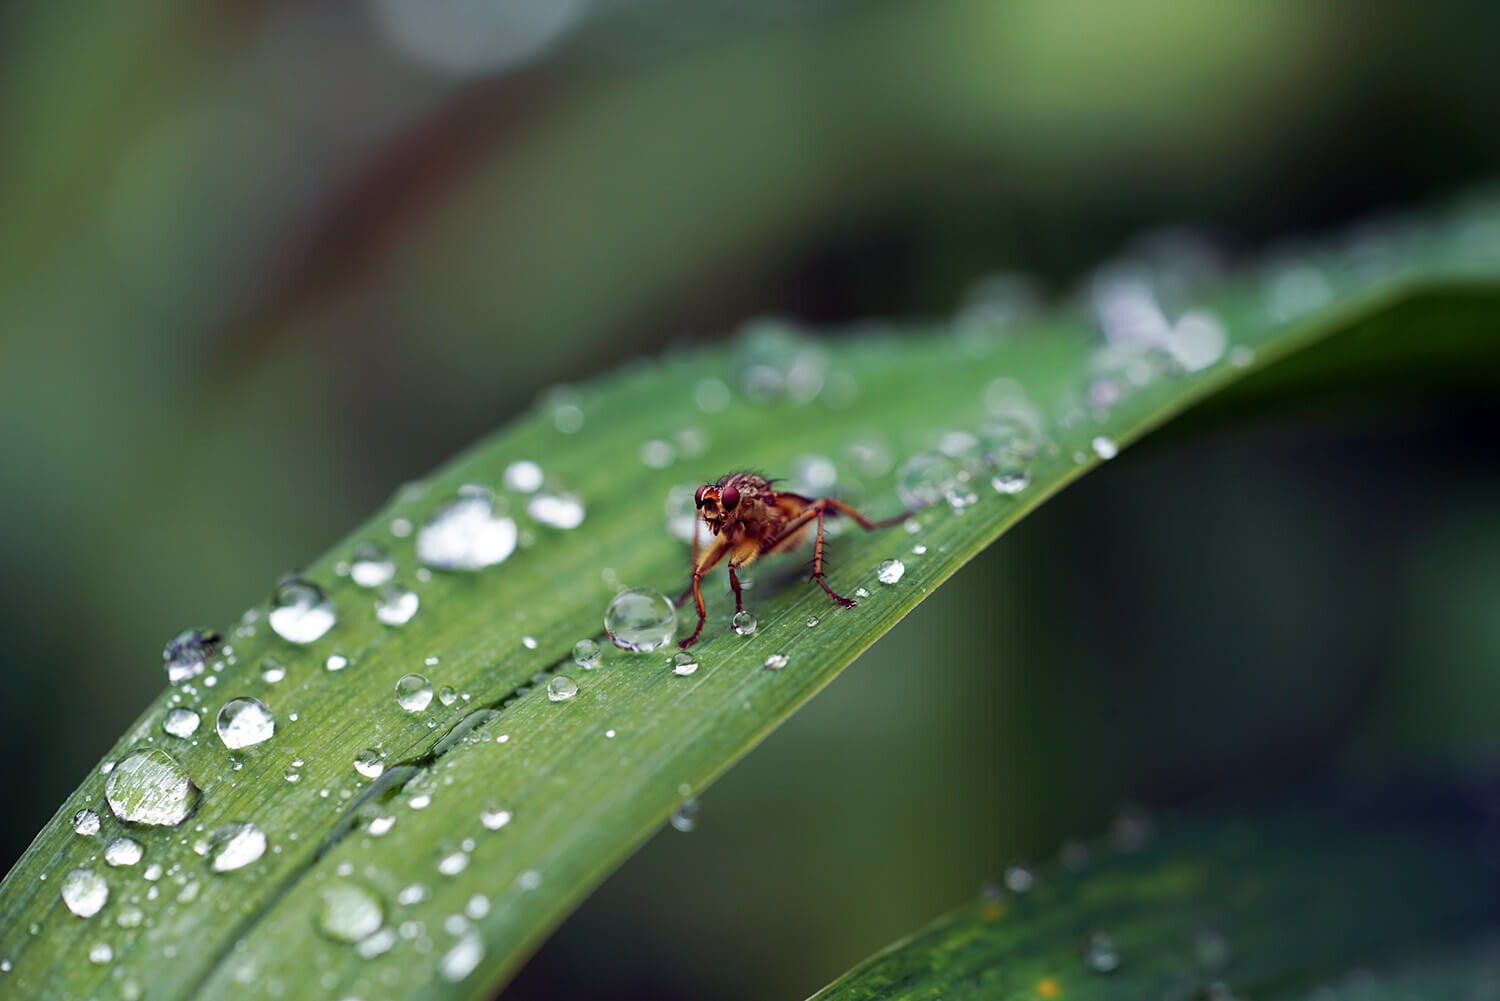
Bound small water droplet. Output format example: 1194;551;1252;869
283;765;301;783
1091;436;1118;460
259;658;286;684
1083;931;1120;973
763;653;789;670
439;932;484;982
503;460;544;493
521;635;538;650
877;559;905;584
72;809;101;836
268;579;337;644
516;869;542;891
438;686;459;707
89;942;113;964
669;798;700;832
911;543;927;555
572;639;601;669
163;629;221;685
395;674;434;712
855;587;869;598
104;837;143;868
349;543;395;588
790;454;838;494
694;377;731;412
664;484;703;543
318;882;384;944
528;489;586;530
1227;344;1255;367
805;615;820;628
991;469;1030;495
61;868;108;917
896;452;961;509
160;707;200;740
116;904;144;928
354;749;385;780
390;517;413;537
604;728;617;738
105;749;199;826
480;804;512;830
1004;863;1037;893
604;588;677;652
640;439;675;469
731;610;757;636
324;653;349;672
1166;310;1227;372
417;491;518;571
466;894;491;919
547;676;578;702
375;585;419;626
437;848;469;876
207;822;267;872
670;652;699;676
217;698;275;750
547;387;585;434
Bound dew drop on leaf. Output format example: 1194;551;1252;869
395;674;433;712
604;589;677;652
268;578;337;644
105;749;199;826
216;698;275;750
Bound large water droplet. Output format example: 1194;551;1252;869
318;882;384;944
417;491;518;571
604;588;676;652
104;837;143;868
670;651;699;676
877;559;906;584
348;543;395;588
61;868;108;917
354;749;385;779
163;708;201;739
72;809;101;836
670;798;700;832
572;638;601;669
528;489;585;530
547;676;578;702
105;749;199;826
207;822;267;872
374;585;419;626
731;610;757;636
163;629;220;685
268;578;337;644
217;698;275;750
396;673;434;712
503;460;544;494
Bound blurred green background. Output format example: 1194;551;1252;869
3;1;1499;998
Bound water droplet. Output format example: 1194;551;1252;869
528;489;585;530
437;848;469;876
438;686;459;707
1091;436;1118;460
896;452;961;509
348;543;395;588
911;543;928;555
116;904;143;928
855;587;869;598
640;439;675;469
318;882;384;944
439;932;484;982
846;434;894;477
664;484;703;544
572;638;601;669
503;460;544;493
734;319;829;403
354;749;386;780
207;822;267;872
1004;863;1037;893
260;658;286;683
670;652;699;676
375;585;419;626
669;798;700;832
1083;931;1120;973
480;804;512;830
72;809;101;836
416;491;518;571
466;894;491;919
805;615;820;628
604;728;617;738
88;942;113;964
877;559;905;584
159;708;200;739
604;588;677;652
217;698;275;750
104;837;143;868
396;674;434;712
1265;263;1332;323
546;387;585;434
991;469;1030;495
763;653;789;670
547;676;578;702
790;454;838;494
516;869;542;891
268;578;337;644
1166;310;1227;372
105;749;199;826
163;629;221;685
731;610;757;636
1227;344;1255;368
61;868;108;917
694;377;731;413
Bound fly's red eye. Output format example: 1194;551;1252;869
694;485;709;507
720;484;740;511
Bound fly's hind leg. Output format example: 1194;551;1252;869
811;503;856;609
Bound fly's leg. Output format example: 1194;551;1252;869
811;504;856;608
680;570;707;648
728;563;744;613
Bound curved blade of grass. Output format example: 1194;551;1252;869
2;194;1499;1001
807;799;1499;1001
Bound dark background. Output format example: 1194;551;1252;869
2;2;1499;998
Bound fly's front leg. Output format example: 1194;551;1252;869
681;570;708;648
728;563;744;613
679;534;729;648
811;501;856;608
